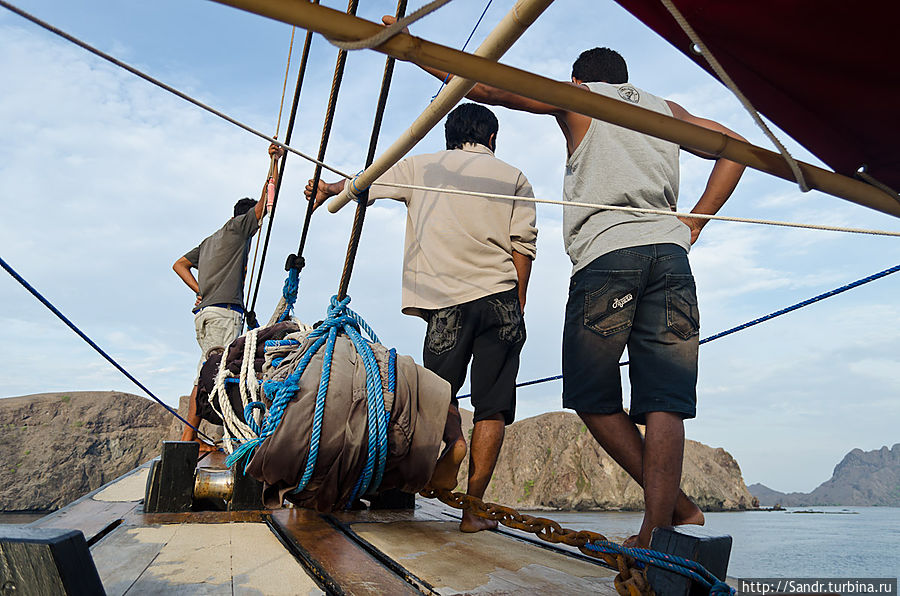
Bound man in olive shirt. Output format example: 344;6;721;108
173;143;283;450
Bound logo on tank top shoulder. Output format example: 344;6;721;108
617;85;640;103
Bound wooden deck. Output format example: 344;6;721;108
25;456;620;595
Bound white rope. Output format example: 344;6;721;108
372;181;900;238
328;0;455;51
239;328;262;430
658;0;810;192
210;340;256;445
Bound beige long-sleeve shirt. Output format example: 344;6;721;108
370;143;537;318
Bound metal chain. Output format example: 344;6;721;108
421;488;654;595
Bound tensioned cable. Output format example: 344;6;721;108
370;181;900;238
0;1;352;181
296;0;361;263
336;0;408;301
658;0;809;192
459;262;900;398
249;16;321;320
0;255;215;442
244;27;299;308
328;0;453;51
432;0;493;99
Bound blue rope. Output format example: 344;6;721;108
266;339;300;349
0;255;214;442
278;267;300;322
585;540;734;595
227;295;390;500
431;0;493;100
458;263;900;398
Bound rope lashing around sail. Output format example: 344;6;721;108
327;0;454;51
658;0;808;194
226;295;394;498
0;255;214;443
459;262;900;399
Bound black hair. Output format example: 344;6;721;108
445;103;498;150
233;197;256;217
571;47;628;84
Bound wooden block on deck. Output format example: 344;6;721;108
144;441;198;513
648;525;731;596
270;508;420;595
0;527;104;596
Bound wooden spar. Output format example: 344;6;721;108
213;0;554;214
211;0;900;219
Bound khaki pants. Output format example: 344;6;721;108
194;306;242;382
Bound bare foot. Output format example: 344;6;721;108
674;499;705;526
459;509;498;533
426;438;467;491
622;534;641;548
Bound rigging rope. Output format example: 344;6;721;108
432;0;493;99
243;28;301;328
0;1;352;181
459;262;900;398
327;0;453;51
369;181;900;238
249;12;321;322
335;0;409;301
0;255;214;442
658;0;809;193
276;0;360;323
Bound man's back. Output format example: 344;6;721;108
563;82;688;273
184;209;259;309
371;143;537;317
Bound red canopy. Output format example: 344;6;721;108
614;0;900;192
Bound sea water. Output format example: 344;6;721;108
546;507;900;579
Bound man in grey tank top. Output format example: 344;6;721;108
415;45;746;547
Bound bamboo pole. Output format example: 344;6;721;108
211;0;900;219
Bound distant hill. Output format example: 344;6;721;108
2;392;754;513
750;444;900;507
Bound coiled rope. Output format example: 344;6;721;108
225;295;391;499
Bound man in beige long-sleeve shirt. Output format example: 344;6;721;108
308;104;537;532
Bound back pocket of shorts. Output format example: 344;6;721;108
584;270;641;336
665;273;699;339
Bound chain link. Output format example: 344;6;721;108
421;488;654;595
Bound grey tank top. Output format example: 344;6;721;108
563;82;689;273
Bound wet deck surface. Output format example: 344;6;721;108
28;457;621;595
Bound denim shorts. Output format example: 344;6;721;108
422;287;525;424
562;244;699;424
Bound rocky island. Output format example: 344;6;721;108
1;391;756;512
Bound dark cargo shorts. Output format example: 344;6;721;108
562;244;699;425
422;287;525;425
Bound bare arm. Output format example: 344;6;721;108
667;100;747;244
305;179;346;210
173;256;201;307
512;251;532;313
256;143;285;220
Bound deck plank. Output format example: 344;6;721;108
271;508;421;595
351;520;619;595
32;499;138;544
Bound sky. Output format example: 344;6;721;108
1;0;898;494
